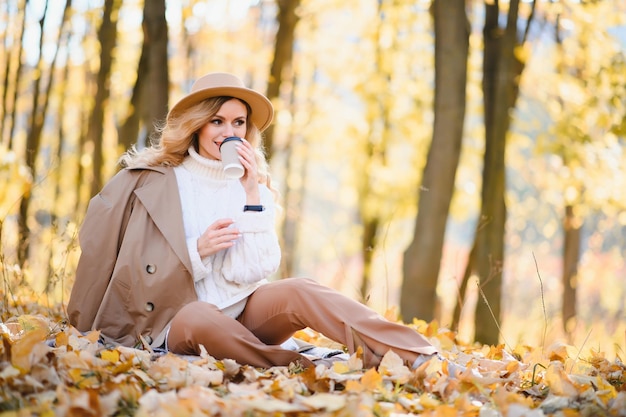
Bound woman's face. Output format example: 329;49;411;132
197;98;248;160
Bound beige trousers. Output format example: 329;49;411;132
167;277;437;368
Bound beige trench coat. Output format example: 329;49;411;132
67;166;197;348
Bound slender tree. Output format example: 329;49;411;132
355;0;388;302
400;0;469;323
46;0;73;289
553;11;580;340
264;0;300;161
1;0;28;149
87;0;121;198
118;0;169;153
279;71;309;278
543;2;626;340
17;0;51;267
453;0;536;345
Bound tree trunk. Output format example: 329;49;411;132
400;0;469;323
355;1;389;302
50;63;71;294
279;143;305;278
461;0;533;345
46;0;73;289
1;0;28;149
562;204;580;339
88;0;121;198
142;0;169;144
360;218;379;303
279;74;307;279
118;0;169;153
74;63;92;215
117;50;148;152
264;0;300;161
17;0;50;267
18;0;72;268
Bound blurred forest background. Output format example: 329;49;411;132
1;0;625;356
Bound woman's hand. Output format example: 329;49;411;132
237;139;261;204
197;218;240;258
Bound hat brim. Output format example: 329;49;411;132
167;86;274;132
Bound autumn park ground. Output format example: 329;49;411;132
1;288;626;417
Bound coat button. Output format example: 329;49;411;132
145;302;154;312
146;264;157;274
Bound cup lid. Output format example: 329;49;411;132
220;136;243;151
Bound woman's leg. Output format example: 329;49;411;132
239;278;438;368
167;301;312;368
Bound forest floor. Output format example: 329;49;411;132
1;295;626;417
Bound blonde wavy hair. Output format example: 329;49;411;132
119;97;273;188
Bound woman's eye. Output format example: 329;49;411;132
234;119;245;127
211;119;222;125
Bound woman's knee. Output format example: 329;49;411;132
168;301;222;354
171;301;220;332
272;277;319;294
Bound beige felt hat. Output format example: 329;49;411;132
167;72;274;132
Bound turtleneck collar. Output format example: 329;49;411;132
182;146;229;180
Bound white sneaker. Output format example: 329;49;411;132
299;346;350;368
412;353;466;378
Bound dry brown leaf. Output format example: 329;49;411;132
300;365;331;392
240;397;304;413
378;349;412;384
300;393;347;412
3;307;626;417
545;363;579;396
6;316;51;373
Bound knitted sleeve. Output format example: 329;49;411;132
217;185;281;284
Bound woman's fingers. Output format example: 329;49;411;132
197;219;240;257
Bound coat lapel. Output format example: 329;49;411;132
134;168;193;274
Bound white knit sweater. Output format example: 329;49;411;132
173;147;281;318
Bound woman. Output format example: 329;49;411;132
67;72;440;370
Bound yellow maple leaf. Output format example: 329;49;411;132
424;320;439;337
436;331;456;351
100;349;120;363
111;359;134;375
68;367;99;389
345;380;364;393
434;404;464;417
418;393;441;409
492;386;535;413
332;361;350;374
547;342;572;362
594;376;617;404
55;330;69;347
506;360;521;374
360;368;382;391
83;330;101;343
9;316;50;373
545;364;579;396
486;344;507;360
68;367;84;383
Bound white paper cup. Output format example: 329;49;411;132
219;137;244;179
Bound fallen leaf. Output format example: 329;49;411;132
361;367;383;391
545;363;579;396
300;393;346;411
100;348;120;363
378;350;412;383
